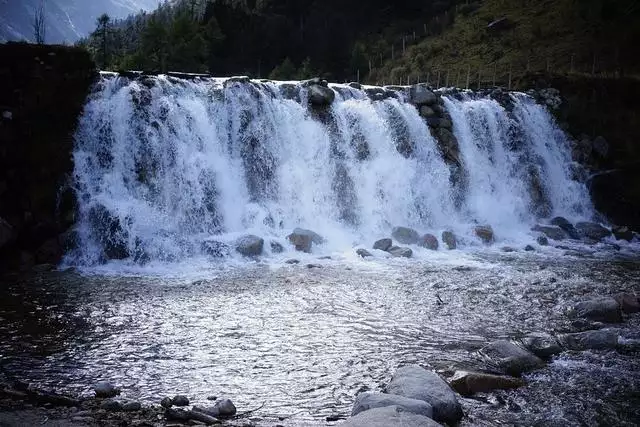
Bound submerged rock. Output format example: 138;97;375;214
571;298;622;323
524;245;536;252
351;392;433;418
521;333;563;359
287;228;324;253
94;382;120;398
388;246;413;258
386;364;463;424
373;238;393;251
356;248;373;258
559;329;619;351
575;222;612;241
392;226;420;244
172;395;190;407
442;231;457;250
612;226;634;242
449;371;525;395
235;234;264;256
532;225;566;241
342;405;440;427
419;234;439;251
481;340;545;376
474;225;494;244
615;293;640;314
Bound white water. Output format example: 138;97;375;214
68;76;594;266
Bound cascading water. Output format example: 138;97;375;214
68;75;595;266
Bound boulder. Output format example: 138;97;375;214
521;333;563;359
559;329;619;351
571;297;622;323
172;395;190;407
575;222;612;241
532;225;566;241
122;401;142;412
550;217;580;239
100;399;122;411
501;246;516;253
270;241;285;253
356;248;373;258
287;228;324;253
442;231;457;250
160;397;173;408
351;392;433;418
433;128;461;165
449;371;525;395
0;217;13;249
193;398;236;418
388;246;413;258
342;405;441;427
165;408;191;421
188;410;220;425
593;136;609;157
409;85;437;106
537;235;549;246
614;293;640;314
235;235;264;256
481;340;545;376
524;245;536;252
474;225;494;244
386;364;463;424
612;226;634;242
419;105;436;118
202;240;231;257
419;234;439;251
373;238;393;251
94;382;120;398
392;226;420;244
307;84;335;106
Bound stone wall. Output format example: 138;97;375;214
0;42;97;271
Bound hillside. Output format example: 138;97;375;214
367;0;640;87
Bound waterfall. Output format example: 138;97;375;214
68;75;594;265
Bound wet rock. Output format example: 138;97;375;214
521;333;563;358
202;240;231;257
225;76;251;85
172;395;190;407
307;84;335;106
532;225;566;241
100;399;122;411
165;408;191;421
348;82;362;90
270;241;284;253
386;364;463;424
235;235;264;256
614;293;640;314
550;217;580;239
501;246;516;253
559;329;619;351
409;85;437;106
356;248;373;258
388;246;413;258
306;263;323;269
612;226;634;242
285;259;300;264
572;297;622;323
433;128;461;165
287;228;324;253
593;136;609;157
525;245;536;252
419;234;439;250
160;397;173;408
419;105;436;118
449;371;525;395
0;217;13;249
373;238;393;251
94;382;120;398
343;405;440;427
575;222;612;241
442;231;457;250
351;392;433;418
188;410;220;425
391;226;420;244
537;235;549;246
474;225;494;244
481;340;545;376
122;401;142;412
193;398;236;418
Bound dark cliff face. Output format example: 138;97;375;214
0;42;97;271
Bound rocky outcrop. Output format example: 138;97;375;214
391;226;420;244
351;392;433;418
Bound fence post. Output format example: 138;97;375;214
437;70;441;88
493;63;497;87
403;37;406;55
508;64;512;90
424;23;427;34
477;70;481;90
446;70;450;87
466;65;470;89
570;54;574;73
392;44;395;60
427;71;430;86
592;53;596;75
357;69;360;83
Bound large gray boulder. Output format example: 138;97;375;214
193;398;236;418
94;382;120;398
409;85;437;106
419;234;439;251
442;231;457;250
388;246;413;258
571;297;622;323
532;225;566;241
575;222;612;241
386;364;463;424
521;333;563;359
235;235;264;256
481;340;545;376
287;228;324;253
559;329;619;351
448;371;525;395
392;226;420;244
615;293;640;314
474;225;494;244
351;392;433;418
307;84;335;106
0;217;12;249
373;238;393;251
342;405;440;427
550;217;580;239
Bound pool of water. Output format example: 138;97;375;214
1;249;639;426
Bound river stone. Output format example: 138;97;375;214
351;392;433;418
481;340;545;376
343;405;440;427
449;371;525;395
161;397;173;408
409;85;437;106
356;248;373;258
373;238;393;251
550;217;580;239
615;293;640;314
100;399;122;411
307;84;335;106
575;222;612;241
122;401;142;412
521;333;563;359
194;398;236;418
532;225;566;241
188;410;219;424
94;382;120;398
172;395;190;407
419;105;436;118
392;227;420;244
270;241;284;253
537;235;549;246
524;245;536;252
442;231;457;250
287;228;324;253
386;364;463;424
474;225;494;244
388;246;413;258
419;234;439;250
559;329;619;351
0;217;12;249
572;297;622;323
165;408;191;421
235;235;264;256
612;226;634;242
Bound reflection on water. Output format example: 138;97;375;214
1;254;640;426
